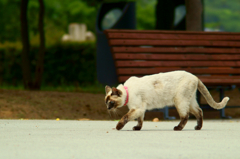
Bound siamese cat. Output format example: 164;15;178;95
105;71;229;131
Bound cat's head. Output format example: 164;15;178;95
104;85;123;110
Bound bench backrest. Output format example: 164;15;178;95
104;29;240;85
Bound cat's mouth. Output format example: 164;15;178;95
107;105;114;110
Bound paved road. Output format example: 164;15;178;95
0;119;240;159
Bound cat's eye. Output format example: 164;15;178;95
110;101;114;104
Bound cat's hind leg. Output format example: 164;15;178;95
116;109;144;130
173;79;199;131
190;99;203;130
174;115;189;131
174;98;190;131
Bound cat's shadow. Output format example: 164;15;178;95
121;129;210;132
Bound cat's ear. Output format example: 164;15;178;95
112;87;122;96
105;85;112;94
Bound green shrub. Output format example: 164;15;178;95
0;41;97;87
0;42;22;86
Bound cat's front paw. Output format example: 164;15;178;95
133;126;142;131
116;122;124;130
174;126;183;131
195;125;202;130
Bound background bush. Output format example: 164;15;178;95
0;42;96;87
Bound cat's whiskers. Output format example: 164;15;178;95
108;108;119;119
113;108;121;118
107;110;113;118
115;108;122;117
107;108;119;119
112;109;117;117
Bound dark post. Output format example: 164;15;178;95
34;0;45;89
96;2;136;86
20;0;31;89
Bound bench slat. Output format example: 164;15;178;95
105;29;240;86
117;68;240;75
114;53;240;60
116;61;240;67
105;29;240;35
112;47;240;54
109;39;240;47
107;33;240;41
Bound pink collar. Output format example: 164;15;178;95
123;86;129;106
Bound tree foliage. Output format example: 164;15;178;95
136;0;156;30
0;0;21;42
204;0;240;31
1;0;240;43
1;0;239;44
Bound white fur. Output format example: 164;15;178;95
116;70;229;117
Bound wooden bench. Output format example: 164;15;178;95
104;29;240;119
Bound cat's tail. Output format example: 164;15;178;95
197;79;229;109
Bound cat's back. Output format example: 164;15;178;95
125;70;196;84
159;70;197;81
124;71;198;94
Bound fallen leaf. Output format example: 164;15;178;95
153;118;159;122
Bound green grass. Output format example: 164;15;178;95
41;83;105;93
0;84;24;90
0;82;106;94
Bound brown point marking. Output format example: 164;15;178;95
133;117;143;131
137;117;143;127
116;115;128;130
174;116;188;131
111;87;122;96
116;122;124;130
116;109;135;130
133;126;142;130
105;96;110;103
195;109;203;130
105;85;111;94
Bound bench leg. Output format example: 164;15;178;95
163;107;176;120
219;88;232;119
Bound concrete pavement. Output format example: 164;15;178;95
0;119;240;159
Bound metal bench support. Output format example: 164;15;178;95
147;107;176;120
163;107;176;120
